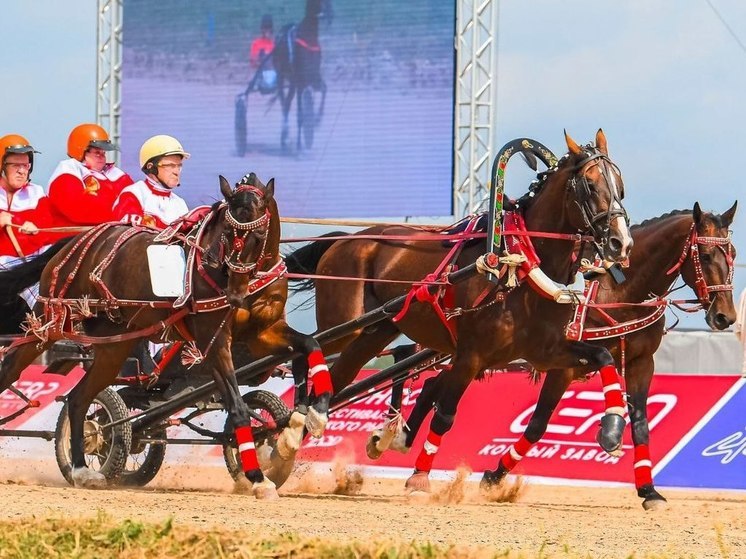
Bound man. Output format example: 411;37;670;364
112;135;190;229
0;134;51;261
0;134;53;332
47;123;133;236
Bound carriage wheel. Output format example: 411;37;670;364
116;395;167;488
234;94;248;157
298;87;315;150
54;387;132;487
222;390;294;489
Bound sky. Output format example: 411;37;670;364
1;0;745;331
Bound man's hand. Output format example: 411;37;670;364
19;221;39;235
0;212;13;228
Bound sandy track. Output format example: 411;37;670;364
0;459;744;558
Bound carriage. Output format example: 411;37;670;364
0;132;736;508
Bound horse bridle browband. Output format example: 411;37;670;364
667;222;734;308
222;184;272;275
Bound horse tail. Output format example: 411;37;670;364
0;237;72;299
284;231;347;292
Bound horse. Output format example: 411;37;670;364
481;202;738;509
273;0;332;152
0;173;331;499
286;129;634;492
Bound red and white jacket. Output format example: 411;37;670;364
0;182;54;260
47;158;133;232
112;178;189;229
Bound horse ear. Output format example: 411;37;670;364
564;130;582;155
693;202;702;225
721;200;738;228
595;128;608;155
265;178;275;200
219;175;233;200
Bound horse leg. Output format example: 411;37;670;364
481;368;574;488
316;79;327;124
210;340;277;499
0;342;49;398
296;86;304;152
405;352;482;493
626;358;668;510
67;340;135;488
281;83;295;152
366;343;418;459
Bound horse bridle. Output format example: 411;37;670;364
222;184;271;275
567;147;628;249
667;222;734;308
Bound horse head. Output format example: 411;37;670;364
679;201;738;330
558;129;633;263
216;173;276;307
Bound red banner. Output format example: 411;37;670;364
289;371;739;482
0;365;84;428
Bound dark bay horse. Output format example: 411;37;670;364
287;130;634;491
273;0;332;152
0;174;330;499
482;202;737;509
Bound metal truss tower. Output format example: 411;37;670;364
453;0;499;218
96;0;123;164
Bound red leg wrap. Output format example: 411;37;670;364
599;364;625;411
308;349;333;395
235;425;260;472
633;444;653;488
500;435;533;471
414;430;443;473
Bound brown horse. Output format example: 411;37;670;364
287;130;634;491
481;202;738;509
0;173;331;499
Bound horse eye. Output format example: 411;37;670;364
700;253;712;264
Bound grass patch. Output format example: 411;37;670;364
0;513;709;559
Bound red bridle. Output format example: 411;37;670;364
667;222;734;307
222;184;272;275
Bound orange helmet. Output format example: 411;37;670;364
0;134;39;174
67;123;117;161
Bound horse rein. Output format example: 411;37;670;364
666;222;734;308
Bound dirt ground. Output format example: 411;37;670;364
0;458;744;558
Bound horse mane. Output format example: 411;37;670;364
631;209;691;231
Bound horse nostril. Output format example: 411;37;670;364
715;313;731;330
607;236;622;256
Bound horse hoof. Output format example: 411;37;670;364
596;413;625;454
366;433;383;460
405;471;431;494
253;479;279;500
480;466;507;491
305;407;328;438
276;411;306;460
642;497;668;511
72;467;107;489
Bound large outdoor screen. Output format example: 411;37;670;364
121;1;455;217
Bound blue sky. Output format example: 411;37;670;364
2;0;745;330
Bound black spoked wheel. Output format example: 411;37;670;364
298;87;315;150
234;94;247;157
223;390;294;489
117;394;167;488
54;387;132;486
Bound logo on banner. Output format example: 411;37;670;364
700;429;746;465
